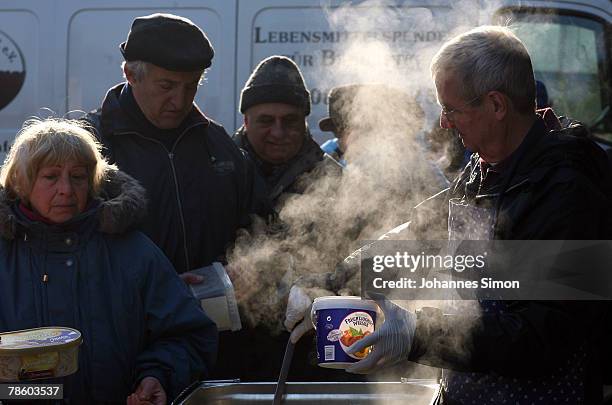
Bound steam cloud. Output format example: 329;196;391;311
228;0;486;349
222;0;578;394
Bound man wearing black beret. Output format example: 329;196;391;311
86;14;266;274
85;15;266;396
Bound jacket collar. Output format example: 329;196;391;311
98;83;210;137
459;114;607;201
0;168;147;240
233;125;323;172
474;118;545;196
233;125;324;200
11;200;101;246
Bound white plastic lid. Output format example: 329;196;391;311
0;327;81;352
311;296;379;312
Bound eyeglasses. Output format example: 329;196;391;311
440;94;482;123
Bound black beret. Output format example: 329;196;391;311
120;13;214;71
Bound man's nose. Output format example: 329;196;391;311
269;119;284;138
440;112;454;129
170;88;188;111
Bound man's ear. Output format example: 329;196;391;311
123;64;136;86
488;91;508;121
243;113;249;127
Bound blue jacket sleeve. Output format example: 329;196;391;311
134;246;218;399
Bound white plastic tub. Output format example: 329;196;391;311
311;296;379;369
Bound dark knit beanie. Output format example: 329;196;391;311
120;13;214;71
240;56;311;115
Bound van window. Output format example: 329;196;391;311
496;9;611;143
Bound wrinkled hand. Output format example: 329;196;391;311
284;285;313;344
179;272;204;285
126;377;166;405
346;294;416;374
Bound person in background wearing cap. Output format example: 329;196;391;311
318;84;449;179
317;85;368;167
233;55;342;208
318;88;348;167
85;14;266;281
317;84;433;169
318;92;349;167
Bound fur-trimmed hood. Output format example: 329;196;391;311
0;168;147;240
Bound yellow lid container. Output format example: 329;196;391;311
0;327;82;381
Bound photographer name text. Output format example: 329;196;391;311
372;277;520;290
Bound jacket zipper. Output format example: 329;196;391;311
24;232;49;326
167;151;190;271
116;123;204;272
40;233;50;326
41;276;49;325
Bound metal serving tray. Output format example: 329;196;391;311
175;380;439;405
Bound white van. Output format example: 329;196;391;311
0;0;610;159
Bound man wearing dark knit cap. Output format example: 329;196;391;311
212;56;345;382
233;55;341;207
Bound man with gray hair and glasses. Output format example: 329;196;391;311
344;26;612;404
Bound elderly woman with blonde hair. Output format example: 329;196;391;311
0;118;217;404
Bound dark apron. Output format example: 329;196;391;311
435;197;496;405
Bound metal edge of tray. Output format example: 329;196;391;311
176;379;440;405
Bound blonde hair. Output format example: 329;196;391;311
0;118;112;203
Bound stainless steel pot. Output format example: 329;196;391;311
174;379;439;405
